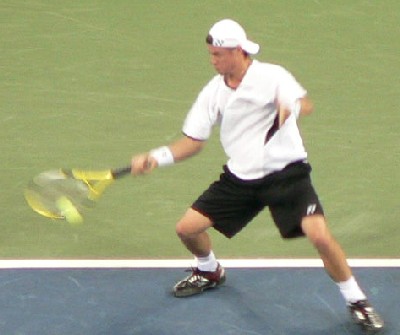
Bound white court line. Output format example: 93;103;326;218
0;259;399;269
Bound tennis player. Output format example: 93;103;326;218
131;19;384;333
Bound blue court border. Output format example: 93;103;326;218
0;260;398;335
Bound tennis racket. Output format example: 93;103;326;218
24;166;131;224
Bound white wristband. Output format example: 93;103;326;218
291;100;301;119
149;146;174;167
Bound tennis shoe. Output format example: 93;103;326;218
348;300;384;333
173;263;226;297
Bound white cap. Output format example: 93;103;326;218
208;19;260;55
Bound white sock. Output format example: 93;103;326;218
196;250;218;272
337;276;367;303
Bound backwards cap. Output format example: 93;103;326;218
207;19;260;55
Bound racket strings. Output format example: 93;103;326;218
25;168;120;222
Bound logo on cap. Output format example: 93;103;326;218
213;39;225;47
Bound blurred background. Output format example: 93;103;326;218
1;0;399;259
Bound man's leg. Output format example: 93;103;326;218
175;208;214;258
302;215;384;332
173;208;226;297
301;215;352;282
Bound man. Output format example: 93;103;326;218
131;19;384;333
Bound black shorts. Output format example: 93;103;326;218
192;161;324;239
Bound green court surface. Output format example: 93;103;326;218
1;1;399;259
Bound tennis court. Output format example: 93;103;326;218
0;260;399;335
1;1;399;334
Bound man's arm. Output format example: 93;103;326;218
278;95;314;127
299;95;314;116
131;135;205;175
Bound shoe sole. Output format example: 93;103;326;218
173;275;226;298
350;312;385;334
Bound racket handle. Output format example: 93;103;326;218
111;166;131;179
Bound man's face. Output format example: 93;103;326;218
207;44;241;75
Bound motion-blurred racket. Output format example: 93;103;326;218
24;166;131;224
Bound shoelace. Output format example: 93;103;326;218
183;268;211;285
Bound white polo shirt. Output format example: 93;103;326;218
183;60;308;180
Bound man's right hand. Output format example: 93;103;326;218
131;154;158;175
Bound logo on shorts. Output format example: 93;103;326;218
306;204;317;215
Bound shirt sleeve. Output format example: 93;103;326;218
182;79;218;141
276;66;307;107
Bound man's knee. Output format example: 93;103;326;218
175;208;212;239
175;219;193;239
302;215;333;250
